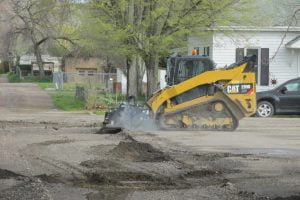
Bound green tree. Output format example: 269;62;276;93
82;0;262;97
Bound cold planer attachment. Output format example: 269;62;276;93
100;55;257;133
99;96;154;134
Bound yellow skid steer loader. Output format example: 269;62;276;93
100;55;257;133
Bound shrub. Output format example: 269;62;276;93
23;75;52;83
7;73;53;83
8;72;21;82
0;61;9;74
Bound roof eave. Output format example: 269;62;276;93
198;26;300;32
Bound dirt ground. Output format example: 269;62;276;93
1;80;300;200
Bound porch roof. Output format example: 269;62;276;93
286;35;300;49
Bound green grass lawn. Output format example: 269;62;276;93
36;82;79;90
51;91;85;111
37;82;53;89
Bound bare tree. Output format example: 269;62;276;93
271;7;300;61
6;0;75;76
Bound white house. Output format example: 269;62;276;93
188;27;300;91
117;68;167;94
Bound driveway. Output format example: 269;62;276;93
0;74;8;83
0;76;55;112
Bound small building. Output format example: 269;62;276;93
63;56;123;93
19;54;62;76
188;27;300;91
63;57;110;75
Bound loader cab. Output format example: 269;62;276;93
166;56;215;86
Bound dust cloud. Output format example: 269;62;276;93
110;103;159;131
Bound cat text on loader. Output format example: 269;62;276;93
100;55;257;133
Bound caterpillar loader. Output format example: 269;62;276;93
100;55;257;133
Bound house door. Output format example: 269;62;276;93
246;49;259;83
236;47;270;86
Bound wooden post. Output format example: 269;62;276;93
75;86;85;101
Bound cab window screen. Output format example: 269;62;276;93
167;58;176;85
177;60;207;81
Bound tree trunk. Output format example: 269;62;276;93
32;42;45;77
146;54;159;98
137;56;146;96
126;57;138;98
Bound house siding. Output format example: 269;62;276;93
210;31;300;91
64;57;106;73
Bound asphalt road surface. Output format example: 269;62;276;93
0;79;300;200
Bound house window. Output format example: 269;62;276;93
192;47;210;56
87;70;96;76
77;68;97;76
78;70;85;76
236;48;269;86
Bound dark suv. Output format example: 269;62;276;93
256;78;300;117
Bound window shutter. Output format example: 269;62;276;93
261;48;269;86
204;47;210;56
236;48;244;62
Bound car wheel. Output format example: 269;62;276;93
257;101;275;118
